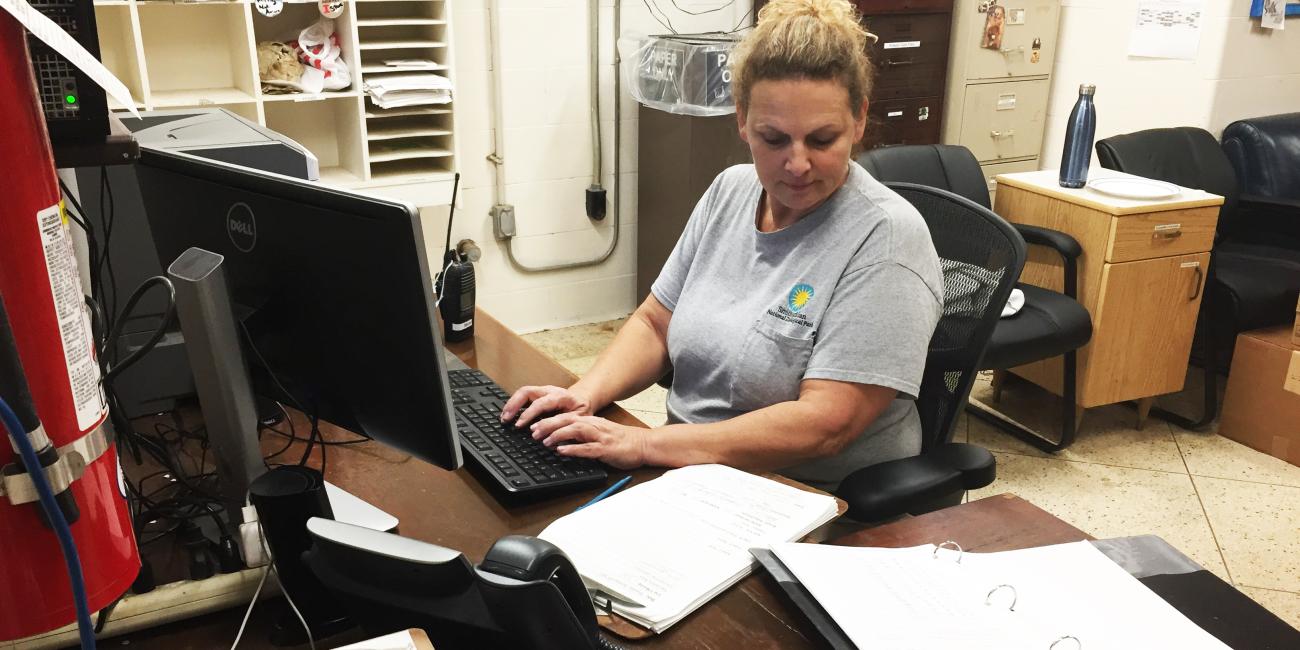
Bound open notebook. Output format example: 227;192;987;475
538;464;839;633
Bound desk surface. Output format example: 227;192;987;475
111;311;1094;649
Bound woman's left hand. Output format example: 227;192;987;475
530;414;649;470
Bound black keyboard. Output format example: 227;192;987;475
447;369;608;498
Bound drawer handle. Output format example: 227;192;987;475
990;130;1016;139
886;59;915;66
1189;266;1203;301
1153;226;1183;239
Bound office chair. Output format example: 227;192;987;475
833;183;1025;521
855;145;1093;452
1096;126;1300;429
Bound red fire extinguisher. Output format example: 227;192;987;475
0;14;140;642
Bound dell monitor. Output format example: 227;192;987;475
135;147;461;471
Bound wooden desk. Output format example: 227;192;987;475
107;312;1093;649
994;169;1224;424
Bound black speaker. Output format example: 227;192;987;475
248;466;353;645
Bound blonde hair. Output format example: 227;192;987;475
729;0;873;113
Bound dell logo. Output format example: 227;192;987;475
226;202;257;252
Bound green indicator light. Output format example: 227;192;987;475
65;95;77;104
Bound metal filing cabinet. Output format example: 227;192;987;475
756;0;955;148
942;0;1061;195
857;0;954;148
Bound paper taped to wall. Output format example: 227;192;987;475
1127;1;1205;61
0;0;140;117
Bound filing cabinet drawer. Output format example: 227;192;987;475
864;13;951;100
957;0;1060;79
1106;206;1219;263
979;158;1039;200
866;96;943;148
959;78;1048;162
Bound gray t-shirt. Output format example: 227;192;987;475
650;162;943;491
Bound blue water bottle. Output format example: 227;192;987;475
1059;84;1097;188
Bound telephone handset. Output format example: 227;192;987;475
480;535;624;650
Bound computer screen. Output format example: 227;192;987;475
135;147;461;471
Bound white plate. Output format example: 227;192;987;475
1085;177;1182;200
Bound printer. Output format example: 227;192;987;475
122;108;319;180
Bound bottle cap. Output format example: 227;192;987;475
1079;84;1096;96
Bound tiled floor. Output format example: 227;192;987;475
522;317;1300;631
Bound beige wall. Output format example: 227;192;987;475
1039;0;1299;169
435;0;752;334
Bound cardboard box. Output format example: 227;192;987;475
1293;294;1300;347
1219;326;1300;467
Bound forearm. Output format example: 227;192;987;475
570;298;671;411
639;380;897;472
642;401;844;471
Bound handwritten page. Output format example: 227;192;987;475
771;540;1231;650
538;464;838;632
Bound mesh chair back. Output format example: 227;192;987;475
886;183;1026;451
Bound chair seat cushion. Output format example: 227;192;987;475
980;284;1092;370
1211;243;1300;332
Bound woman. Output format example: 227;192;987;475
501;0;942;491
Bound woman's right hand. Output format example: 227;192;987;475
500;385;595;428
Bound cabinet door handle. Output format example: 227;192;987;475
990;130;1016;139
886;59;915;66
1189;266;1203;301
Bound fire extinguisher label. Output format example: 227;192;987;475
37;202;108;431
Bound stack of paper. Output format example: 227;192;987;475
538;464;838;633
770;540;1231;649
364;73;452;108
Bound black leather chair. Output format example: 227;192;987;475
855;145;1093;451
833;183;1024;522
1096;126;1300;428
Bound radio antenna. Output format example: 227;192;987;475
445;172;461;257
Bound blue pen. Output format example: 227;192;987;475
575;476;632;512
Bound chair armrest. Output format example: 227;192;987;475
1239;194;1300;212
1230;195;1300;249
834;455;962;522
1011;224;1083;299
1013;224;1084;260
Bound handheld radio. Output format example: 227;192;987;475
436;173;475;342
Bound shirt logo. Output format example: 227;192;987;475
787;283;815;313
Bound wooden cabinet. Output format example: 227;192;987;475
92;0;455;202
993;169;1224;409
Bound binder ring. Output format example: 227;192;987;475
933;540;963;564
984;584;1018;611
1050;635;1081;650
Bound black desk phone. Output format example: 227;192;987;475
303;518;623;650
